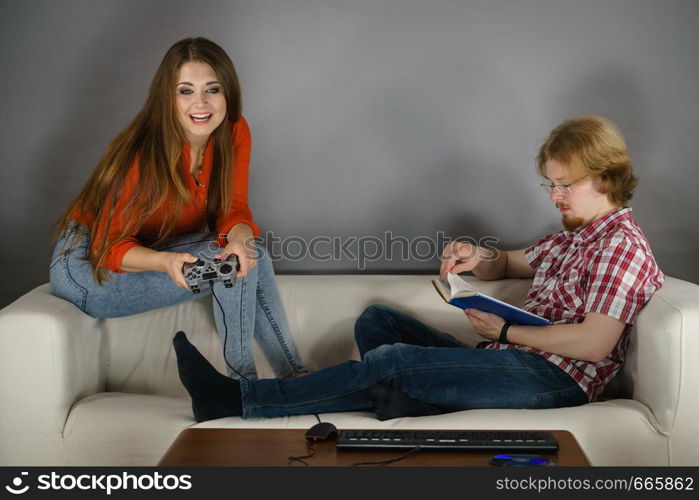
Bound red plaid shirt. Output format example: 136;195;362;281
483;207;664;401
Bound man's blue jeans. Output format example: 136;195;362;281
241;305;587;418
49;224;306;380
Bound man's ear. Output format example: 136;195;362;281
591;173;610;197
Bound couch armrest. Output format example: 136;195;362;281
0;284;107;465
633;277;699;465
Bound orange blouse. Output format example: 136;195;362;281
72;116;261;273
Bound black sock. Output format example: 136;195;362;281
369;384;444;421
172;331;243;422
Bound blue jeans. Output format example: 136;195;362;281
49;224;306;380
241;304;587;418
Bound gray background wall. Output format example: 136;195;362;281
1;0;697;308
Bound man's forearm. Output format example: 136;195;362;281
507;323;604;362
472;248;508;281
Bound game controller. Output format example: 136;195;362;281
183;255;239;293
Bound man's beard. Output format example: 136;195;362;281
562;214;585;231
557;203;585;231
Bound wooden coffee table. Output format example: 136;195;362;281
158;429;590;466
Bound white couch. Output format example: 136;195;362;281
1;275;698;466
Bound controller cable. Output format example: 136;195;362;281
210;281;250;382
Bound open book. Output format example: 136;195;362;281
432;273;551;326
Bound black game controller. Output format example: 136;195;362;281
183;255;239;293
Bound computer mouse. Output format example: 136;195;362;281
304;422;338;442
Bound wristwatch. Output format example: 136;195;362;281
499;321;513;344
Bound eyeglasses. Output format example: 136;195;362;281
540;175;588;195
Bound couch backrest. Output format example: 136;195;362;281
105;275;531;398
104;274;698;435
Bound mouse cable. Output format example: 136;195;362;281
210;282;250;382
351;446;422;467
288;443;316;467
313;414;321;424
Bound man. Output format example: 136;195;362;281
173;115;664;422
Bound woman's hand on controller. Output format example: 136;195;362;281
216;224;257;279
161;252;199;288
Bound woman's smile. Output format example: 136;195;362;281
190;112;213;124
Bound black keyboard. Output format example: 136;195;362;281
336;430;558;452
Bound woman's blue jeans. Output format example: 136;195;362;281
241;304;587;418
49;225;306;380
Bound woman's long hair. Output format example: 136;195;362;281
54;37;241;284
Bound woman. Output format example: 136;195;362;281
50;37;307;380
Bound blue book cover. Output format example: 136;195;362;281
432;275;551;327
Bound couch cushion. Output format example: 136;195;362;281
61;393;193;466
61;393;668;466
61;392;318;465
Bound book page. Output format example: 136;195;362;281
446;273;476;297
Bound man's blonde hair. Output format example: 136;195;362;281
536;115;638;206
